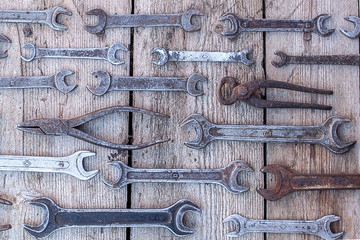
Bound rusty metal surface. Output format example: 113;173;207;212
340;16;360;38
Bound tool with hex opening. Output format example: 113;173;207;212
340;16;360;38
0;34;10;59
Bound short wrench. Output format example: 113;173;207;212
21;43;128;65
181;114;355;154
104;160;252;194
87;70;207;96
24;197;201;238
0;34;10;59
0;6;71;31
85;8;203;35
340;16;360;38
224;214;343;240
152;47;254;66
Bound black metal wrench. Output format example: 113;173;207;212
24;197;201;238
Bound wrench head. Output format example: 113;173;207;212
48;6;72;31
219;13;239;39
340;16;360;39
223;214;248;237
87;70;112;96
103;161;132;189
181;114;214;149
239;49;254;66
271;51;289;68
222;161;253;194
68;151;98;180
0;34;10;59
151;47;169;66
314;215;343;240
54;70;78;94
186;73;207;96
85;9;107;36
313;14;335;37
107;43;128;65
181;8;203;32
21;43;36;62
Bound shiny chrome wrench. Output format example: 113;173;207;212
0;34;10;59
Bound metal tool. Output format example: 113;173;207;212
340;16;360;38
151;47;254;66
85;8;203;36
87;70;207;96
0;70;77;94
223;214;342;240
0;34;10;59
105;160;252;194
17;106;170;150
217;77;333;109
24;197;200;238
21;43;128;65
219;13;334;39
0;198;11;231
181;114;355;154
0;6;71;31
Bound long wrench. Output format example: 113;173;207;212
152;47;254;66
24;197;201;238
224;214;343;240
0;6;71;31
0;34;10;59
181;114;356;154
87;70;207;96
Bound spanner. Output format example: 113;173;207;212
85;8;203;36
224;214;342;240
272;51;360;67
151;47;254;66
24;197;201;238
104;160;252;194
0;6;71;31
87;70;207;96
0;34;10;59
181;114;356;154
340;16;360;38
21;43;128;65
220;13;334;39
0;70;77;94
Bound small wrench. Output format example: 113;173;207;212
340;16;360;38
104;160;252;194
0;6;71;31
87;70;207;96
224;214;343;240
21;43;128;65
0;34;10;59
0;70;77;94
85;8;203;36
24;197;201;238
151;47;254;66
181;114;356;154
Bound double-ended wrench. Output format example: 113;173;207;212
0;34;10;59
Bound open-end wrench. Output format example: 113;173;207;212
224;214;342;240
87;70;207;96
21;43;128;65
0;34;10;59
181;114;356;154
340;16;360;38
0;70;77;94
24;197;201;238
151;47;254;66
220;13;334;39
104;160;252;194
85;8;203;36
0;6;71;31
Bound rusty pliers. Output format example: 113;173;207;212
217;77;333;110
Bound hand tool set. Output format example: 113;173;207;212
0;3;357;240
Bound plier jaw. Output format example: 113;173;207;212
17;119;68;135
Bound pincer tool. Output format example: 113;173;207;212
340;16;360;38
0;34;10;59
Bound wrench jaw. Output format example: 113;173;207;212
151;47;169;66
223;161;253;194
271;51;289;68
219;13;239;39
223;214;247;237
181;114;213;150
186;74;207;96
85;9;108;36
340;16;360;39
21;43;37;62
0;34;11;59
68;151;98;181
107;43;128;65
103;161;131;189
46;6;72;31
240;49;255;66
54;70;78;94
87;70;112;96
314;215;343;240
181;8;203;32
312;14;335;37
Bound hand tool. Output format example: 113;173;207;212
24;197;200;238
0;198;11;231
219;13;334;39
257;165;360;201
272;51;360;67
217;77;333;109
21;43;128;65
0;6;71;31
0;151;98;181
104;160;252;194
340;16;360;38
17;106;170;150
151;47;254;66
223;214;342;240
0;70;77;94
0;34;10;59
87;70;207;96
181;114;355;154
85;8;203;36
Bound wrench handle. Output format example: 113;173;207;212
291;175;360;190
107;14;182;28
0;76;54;89
167;51;247;63
288;55;360;66
245;219;317;234
35;48;108;60
110;77;187;92
238;18;313;32
0;10;47;23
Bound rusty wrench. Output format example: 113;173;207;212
340;16;360;38
0;34;10;59
181;114;356;154
24;197;201;238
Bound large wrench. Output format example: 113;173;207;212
87;70;207;96
181;114;356;154
0;34;10;59
0;6;71;31
340;16;360;38
24;197;201;238
85;8;203;36
224;214;343;240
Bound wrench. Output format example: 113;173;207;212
0;70;77;94
220;13;334;39
0;6;71;31
151;47;254;66
0;34;10;59
224;214;343;240
21;43;128;65
87;70;207;96
340;16;360;38
272;51;360;67
85;8;203;36
181;114;356;154
104;160;252;194
24;197;201;238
